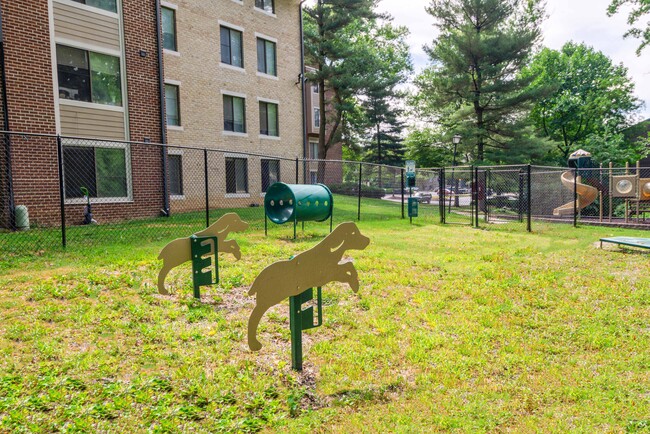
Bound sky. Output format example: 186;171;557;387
375;0;650;121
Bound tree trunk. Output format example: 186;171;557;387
477;108;484;162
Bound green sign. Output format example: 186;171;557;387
408;197;419;218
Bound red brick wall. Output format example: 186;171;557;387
0;0;59;228
77;0;166;224
63;0;165;225
0;0;166;228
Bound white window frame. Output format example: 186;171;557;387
222;90;248;137
164;79;183;130
161;1;179;55
313;107;321;129
61;138;134;205
55;41;125;113
167;149;185;199
219;20;245;71
310;140;319;159
254;0;276;17
257;97;280;140
255;32;278;79
224;153;250;198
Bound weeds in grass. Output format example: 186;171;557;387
1;201;649;431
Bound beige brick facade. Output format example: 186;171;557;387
162;0;304;211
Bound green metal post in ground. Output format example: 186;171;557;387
190;235;218;299
289;287;322;371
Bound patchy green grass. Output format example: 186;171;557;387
1;209;649;432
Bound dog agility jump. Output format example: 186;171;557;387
247;221;370;352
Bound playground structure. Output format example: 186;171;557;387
553;170;599;216
264;182;334;238
550;150;650;223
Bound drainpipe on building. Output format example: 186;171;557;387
155;0;170;217
0;1;15;230
299;0;308;183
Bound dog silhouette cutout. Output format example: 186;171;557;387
157;213;249;294
247;222;370;351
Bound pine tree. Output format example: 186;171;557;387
303;0;377;162
417;0;545;162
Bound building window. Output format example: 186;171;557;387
310;141;318;159
165;84;181;126
310;171;317;184
63;145;128;199
71;0;117;13
168;154;183;196
313;108;320;128
57;45;122;106
226;157;248;193
220;26;243;68
255;0;274;14
224;95;246;133
261;159;280;192
259;101;278;137
257;38;276;76
162;7;177;51
312;83;319;93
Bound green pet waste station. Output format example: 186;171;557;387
264;182;334;238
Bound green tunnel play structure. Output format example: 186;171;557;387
264;183;334;238
264;183;333;224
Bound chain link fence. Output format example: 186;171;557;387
3;131;650;255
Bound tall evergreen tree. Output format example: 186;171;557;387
303;0;377;162
359;24;412;167
416;0;545;162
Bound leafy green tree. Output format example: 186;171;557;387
303;0;377;161
416;0;545;162
524;42;641;164
582;130;648;165
608;0;650;55
403;128;453;168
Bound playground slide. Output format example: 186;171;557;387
553;171;599;216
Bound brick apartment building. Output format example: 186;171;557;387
304;66;343;185
160;0;305;212
0;0;164;228
0;0;308;229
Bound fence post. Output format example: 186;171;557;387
439;168;445;224
401;169;405;219
56;135;66;248
518;169;524;223
474;166;479;228
527;164;532;232
204;149;209;228
357;163;362;221
573;167;578;228
295;158;299;184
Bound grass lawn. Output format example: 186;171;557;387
1;200;649;432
